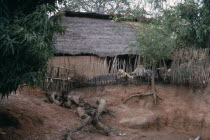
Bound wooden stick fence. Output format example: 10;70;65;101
43;66;76;92
170;48;209;88
44;48;210;92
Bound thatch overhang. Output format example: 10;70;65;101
55;11;137;57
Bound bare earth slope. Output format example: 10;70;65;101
1;84;210;140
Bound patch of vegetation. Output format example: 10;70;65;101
0;112;20;128
0;0;65;97
161;0;210;48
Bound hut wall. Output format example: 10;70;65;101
49;56;109;77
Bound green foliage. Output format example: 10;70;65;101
62;0;130;14
133;24;175;65
112;7;152;23
161;0;210;48
0;0;64;17
0;1;65;97
132;23;175;90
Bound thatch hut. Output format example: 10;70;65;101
50;11;137;77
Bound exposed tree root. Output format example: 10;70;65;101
123;90;163;104
123;64;163;105
45;92;121;140
64;98;116;140
65;116;93;140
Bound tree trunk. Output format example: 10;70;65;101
151;64;156;91
152;64;159;104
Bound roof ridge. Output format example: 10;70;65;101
64;11;114;20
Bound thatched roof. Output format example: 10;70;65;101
55;11;137;57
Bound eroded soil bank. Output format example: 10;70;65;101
1;84;210;140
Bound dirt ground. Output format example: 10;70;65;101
1;84;210;140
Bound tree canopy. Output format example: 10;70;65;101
0;0;65;97
63;0;130;14
134;24;175;63
161;0;210;48
130;0;209;98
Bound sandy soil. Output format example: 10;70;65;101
1;84;210;140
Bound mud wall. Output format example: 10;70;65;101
49;56;109;77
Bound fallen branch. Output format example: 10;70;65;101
76;107;87;119
45;92;62;105
65;116;93;140
93;99;113;135
87;103;115;117
45;92;121;140
68;95;81;105
123;90;163;104
96;99;107;115
92;118;113;135
123;91;152;104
